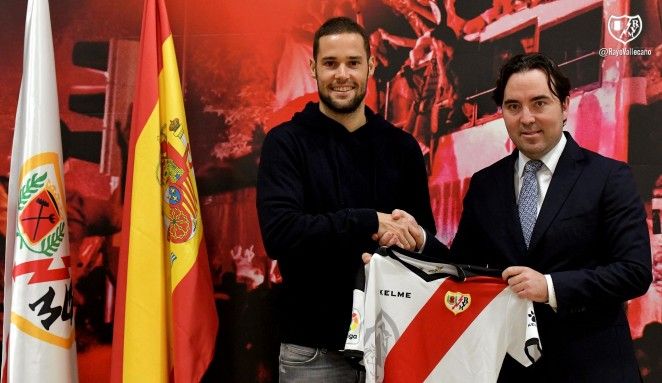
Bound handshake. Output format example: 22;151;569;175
373;209;425;252
363;209;425;264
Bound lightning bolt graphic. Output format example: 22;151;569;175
13;256;71;284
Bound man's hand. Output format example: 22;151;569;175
375;211;415;249
391;209;425;249
362;252;372;264
502;266;549;303
373;209;424;251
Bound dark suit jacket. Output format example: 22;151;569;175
451;133;652;383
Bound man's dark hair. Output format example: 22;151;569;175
493;52;571;106
313;17;370;61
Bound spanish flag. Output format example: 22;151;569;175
110;0;218;381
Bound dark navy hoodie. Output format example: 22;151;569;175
257;102;445;349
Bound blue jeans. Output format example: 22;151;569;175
279;343;365;383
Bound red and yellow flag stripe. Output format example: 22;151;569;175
111;0;218;381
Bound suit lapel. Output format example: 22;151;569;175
528;134;585;251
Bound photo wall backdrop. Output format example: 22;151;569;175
0;0;660;382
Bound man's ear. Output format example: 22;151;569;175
309;58;316;79
561;96;569;120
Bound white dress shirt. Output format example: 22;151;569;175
514;134;567;309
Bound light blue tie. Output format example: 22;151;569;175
518;160;543;248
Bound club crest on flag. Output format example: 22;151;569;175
444;291;471;315
11;154;74;348
18;173;63;250
161;117;200;245
608;14;643;44
15;156;67;258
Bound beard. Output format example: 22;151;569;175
316;75;368;114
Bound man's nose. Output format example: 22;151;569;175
335;64;349;79
520;106;535;124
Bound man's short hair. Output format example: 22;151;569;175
492;52;571;106
313;17;370;61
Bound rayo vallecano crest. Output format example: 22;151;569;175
445;291;471;315
608;14;643;45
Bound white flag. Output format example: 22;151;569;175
2;0;78;382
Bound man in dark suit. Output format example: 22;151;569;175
451;53;652;382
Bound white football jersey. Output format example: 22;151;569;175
344;248;542;383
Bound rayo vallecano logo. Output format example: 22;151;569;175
12;152;74;349
608;14;643;44
445;291;471;315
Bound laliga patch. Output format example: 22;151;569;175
346;308;361;345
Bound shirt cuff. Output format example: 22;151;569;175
545;274;558;311
416;225;427;253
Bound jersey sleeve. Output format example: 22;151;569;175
506;296;542;366
344;263;367;359
358;253;387;383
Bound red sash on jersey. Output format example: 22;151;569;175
384;277;506;382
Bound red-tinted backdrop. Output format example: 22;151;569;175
0;1;660;382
